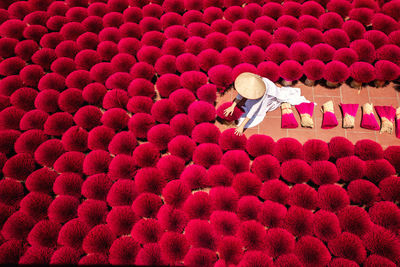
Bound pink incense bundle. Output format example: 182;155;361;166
361;103;380;130
295;102;314;128
375;105;396;134
216;102;244;122
396;107;400;138
321;100;338;129
340;104;359;129
281;103;298;128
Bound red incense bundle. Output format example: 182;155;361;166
281;103;298;128
340;104;359;129
216;102;244;122
295;102;314;128
321;100;338;129
361;103;380;130
375;105;396;134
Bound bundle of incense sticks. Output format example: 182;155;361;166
375;105;396;134
216;102;244;122
396;107;400;138
340;104;359;129
295;102;315;128
281;102;298;128
321;100;338;129
361;103;380;130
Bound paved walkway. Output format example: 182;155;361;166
216;81;400;148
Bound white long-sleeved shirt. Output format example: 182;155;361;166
236;77;311;128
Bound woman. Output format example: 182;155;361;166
224;72;311;136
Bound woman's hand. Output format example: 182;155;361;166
224;105;235;117
234;124;245;136
234;117;249;136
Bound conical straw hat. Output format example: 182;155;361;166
234;72;266;100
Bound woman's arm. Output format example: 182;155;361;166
234;93;247;108
224;93;245;117
231;98;239;108
235;117;250;135
235;96;265;135
233;93;243;106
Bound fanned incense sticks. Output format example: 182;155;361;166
396;107;400;138
361;103;380;130
340;104;359;129
375;105;396;134
295;102;315;128
321;100;338;129
281;103;298;128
